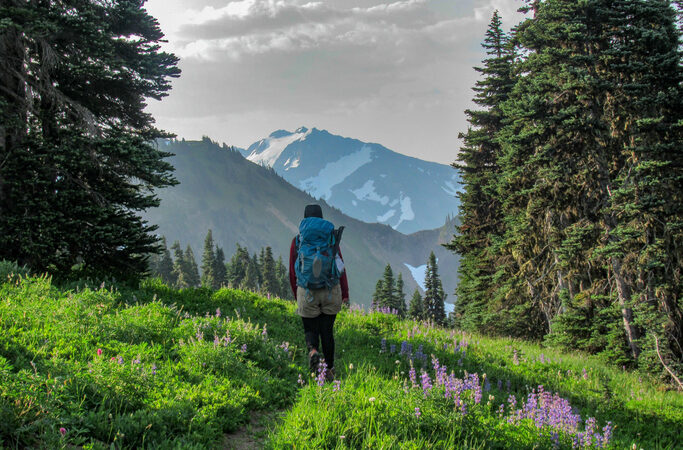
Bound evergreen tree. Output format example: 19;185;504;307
171;241;188;289
184;245;200;288
371;279;384;310
200;230;216;288
0;1;180;279
156;237;175;286
446;10;515;334
408;289;424;321
423;252;446;325
227;244;250;288
396;273;406;316
260;246;277;296
213;247;227;289
275;256;291;300
242;258;259;292
380;264;396;310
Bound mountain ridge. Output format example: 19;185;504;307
243;127;461;234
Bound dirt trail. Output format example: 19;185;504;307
223;410;282;450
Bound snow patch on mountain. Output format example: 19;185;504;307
377;209;396;222
285;157;300;170
247;129;310;167
299;146;373;200
394;195;414;229
351;180;389;205
442;181;459;196
405;263;427;291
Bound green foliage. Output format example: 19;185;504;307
1;276;681;448
408;289;424;321
423;252;446;325
0;260;30;283
447;1;683;381
0;0;180;280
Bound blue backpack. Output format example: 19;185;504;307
295;217;344;300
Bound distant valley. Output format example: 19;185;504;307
143;138;460;308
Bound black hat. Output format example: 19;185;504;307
304;204;323;218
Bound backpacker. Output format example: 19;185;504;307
295;217;344;300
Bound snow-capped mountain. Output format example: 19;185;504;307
244;127;460;234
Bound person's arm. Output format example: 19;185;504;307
338;249;349;303
289;237;297;299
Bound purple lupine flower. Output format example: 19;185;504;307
241;343;247;352
215;308;221;318
389;344;396;353
513;349;519;366
213;335;220;347
333;380;341;392
381;338;387;353
582;368;589;380
498;403;505;417
151;364;157;375
497;379;503;390
317;360;328;387
117;356;124;365
297;374;305;386
409;362;417;388
420;370;432;395
414;407;421;418
195;329;204;341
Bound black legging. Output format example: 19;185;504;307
302;313;337;369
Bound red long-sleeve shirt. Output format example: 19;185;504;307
289;237;349;300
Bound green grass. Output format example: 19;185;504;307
0;276;680;449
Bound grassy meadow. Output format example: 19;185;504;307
0;274;681;449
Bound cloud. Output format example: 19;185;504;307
144;0;527;164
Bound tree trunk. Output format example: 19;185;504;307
611;255;641;359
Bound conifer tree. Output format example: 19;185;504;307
446;10;515;333
260;246;277;296
227;244;250;288
275;256;291;300
0;1;180;279
201;230;216;288
423;252;446;325
184;245;200;288
171;241;188;289
372;279;384;310
408;289;424;321
381;264;396;310
156;237;175;286
242;258;259;292
213;247;227;289
396;273;406;316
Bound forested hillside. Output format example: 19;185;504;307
450;2;682;382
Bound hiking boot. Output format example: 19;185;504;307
325;367;336;382
309;351;320;374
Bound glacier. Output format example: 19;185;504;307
299;146;374;200
350;179;390;205
404;263;427;291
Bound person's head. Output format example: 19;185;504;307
304;204;323;219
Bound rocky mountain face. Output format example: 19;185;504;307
243;127;461;234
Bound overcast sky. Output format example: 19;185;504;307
144;0;526;164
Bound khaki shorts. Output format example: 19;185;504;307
296;284;342;318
